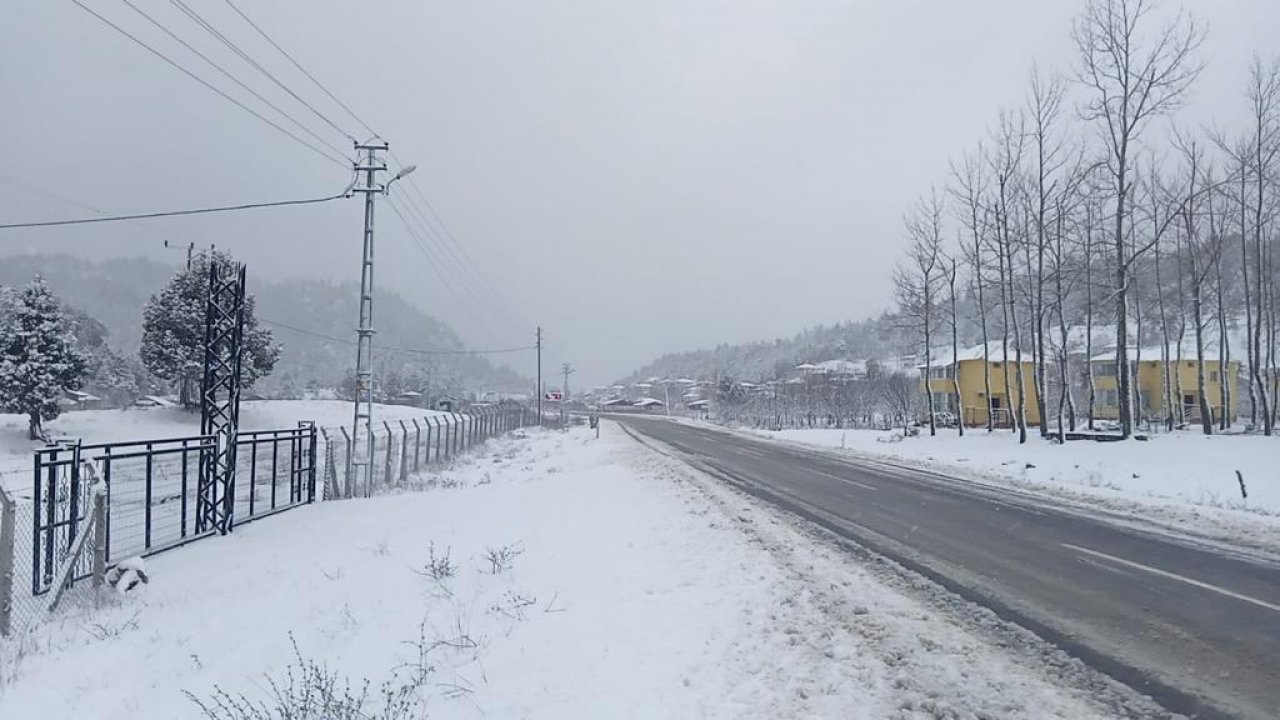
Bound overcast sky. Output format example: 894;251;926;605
3;1;1278;388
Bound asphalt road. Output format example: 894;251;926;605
616;416;1280;720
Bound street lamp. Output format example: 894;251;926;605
387;164;417;191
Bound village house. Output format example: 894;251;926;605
920;342;1041;427
1088;347;1240;424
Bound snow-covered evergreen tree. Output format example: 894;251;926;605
0;277;88;439
140;251;279;408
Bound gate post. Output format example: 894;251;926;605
0;484;15;636
91;489;107;590
301;421;318;503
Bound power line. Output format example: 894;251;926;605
0;186;351;230
259;317;532;356
166;0;355;142
219;0;380;140
69;0;349;168
387;165;531;332
114;0;351;161
385;195;503;335
385;194;527;341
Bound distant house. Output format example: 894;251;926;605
633;397;664;412
920;342;1040;427
62;389;102;410
133;394;177;409
1089;347;1240;423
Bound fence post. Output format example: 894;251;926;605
0;484;14;637
340;427;353;499
412;419;422;473
382;421;394;490
398;420;410;483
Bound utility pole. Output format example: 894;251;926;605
345;145;416;490
163;240;195;270
535;326;543;426
561;362;574;401
350;140;388;491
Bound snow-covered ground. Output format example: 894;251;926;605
743;425;1280;552
0;424;1157;719
0;401;443;492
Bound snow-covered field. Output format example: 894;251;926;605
0;401;443;491
743;425;1280;551
0;424;1154;719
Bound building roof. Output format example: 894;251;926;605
1089;345;1234;363
633;397;664;407
923;342;1034;369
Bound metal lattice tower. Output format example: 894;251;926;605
351;141;389;491
196;260;247;534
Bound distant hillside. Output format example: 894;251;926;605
0;253;527;394
618;313;912;385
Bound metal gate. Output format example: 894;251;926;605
30;424;316;596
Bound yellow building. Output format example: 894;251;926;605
1089;349;1240;423
921;343;1041;427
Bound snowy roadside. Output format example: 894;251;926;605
0;423;1155;719
734;424;1280;555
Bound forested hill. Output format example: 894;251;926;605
618;313;912;385
0;253;527;393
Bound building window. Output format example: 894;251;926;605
1094;362;1117;377
929;366;949;379
1209;370;1219;382
1097;389;1118;406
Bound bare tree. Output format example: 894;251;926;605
988;110;1029;440
1073;0;1205;438
1026;67;1071;437
950;146;995;431
1244;57;1279;435
894;192;946;436
941;251;964;436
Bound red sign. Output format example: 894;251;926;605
544;391;563;401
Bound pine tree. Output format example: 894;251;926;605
0;277;88;440
140;251;280;408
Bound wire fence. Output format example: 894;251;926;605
318;405;535;499
0;405;538;639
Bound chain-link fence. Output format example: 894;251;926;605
318;406;535;499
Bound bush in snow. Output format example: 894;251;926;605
105;556;149;594
0;277;88;440
140;250;279;408
187;636;419;720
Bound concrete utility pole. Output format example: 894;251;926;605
561;362;574;401
349;141;415;490
536;326;543;426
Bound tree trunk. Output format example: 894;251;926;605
1115;168;1133;439
1193;285;1213;434
1085;214;1097;431
949;257;964;437
28;413;43;442
1154;233;1175;431
979;277;994;433
1008;238;1028;445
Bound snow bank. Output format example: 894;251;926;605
755;427;1279;513
0;424;1128;719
